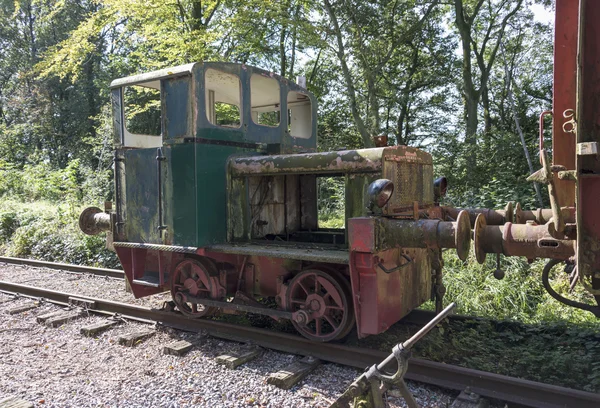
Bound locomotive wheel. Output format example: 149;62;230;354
171;259;217;318
286;269;354;342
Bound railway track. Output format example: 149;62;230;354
1;263;599;408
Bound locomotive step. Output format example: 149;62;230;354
132;271;170;288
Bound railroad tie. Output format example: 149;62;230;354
5;302;39;315
36;310;67;324
0;396;34;408
163;340;194;356
0;297;15;305
449;388;490;408
118;329;155;347
45;311;84;328
267;356;321;390
80;320;120;337
216;346;262;369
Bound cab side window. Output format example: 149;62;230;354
205;69;242;128
251;74;281;127
288;91;312;139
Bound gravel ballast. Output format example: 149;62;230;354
0;263;457;407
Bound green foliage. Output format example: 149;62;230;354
441;252;598;325
317;177;345;228
0;200;119;268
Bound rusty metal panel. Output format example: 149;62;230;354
351;248;431;337
381;145;433;214
576;0;600;294
553;0;579;207
348;218;376;252
228;148;384;176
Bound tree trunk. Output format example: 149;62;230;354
323;0;373;148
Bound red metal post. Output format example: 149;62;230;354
576;0;600;296
553;0;579;207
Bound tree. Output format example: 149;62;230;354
453;0;525;184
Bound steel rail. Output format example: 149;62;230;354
0;257;498;325
0;256;124;279
1;280;599;408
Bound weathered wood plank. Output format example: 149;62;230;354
45;312;83;328
80;320;120;337
36;310;66;324
6;302;38;315
267;356;320;389
163;340;194;356
118;329;155;347
449;389;490;408
216;347;261;369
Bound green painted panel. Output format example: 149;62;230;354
124;148;162;244
164;144;197;246
163;77;191;140
194;131;257;247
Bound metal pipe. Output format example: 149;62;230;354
444;204;512;225
79;207;112;236
473;214;575;263
514;203;575;224
372;211;471;261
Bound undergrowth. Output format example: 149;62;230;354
0;199;119;268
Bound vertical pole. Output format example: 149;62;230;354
576;0;600;300
552;0;579;207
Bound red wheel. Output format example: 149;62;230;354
286;269;354;342
171;259;217;318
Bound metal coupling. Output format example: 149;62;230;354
79;207;112;235
514;202;575;225
443;202;513;225
372;210;472;260
473;214;575;264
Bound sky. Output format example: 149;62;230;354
531;3;554;25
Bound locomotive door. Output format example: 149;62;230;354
123;147;167;245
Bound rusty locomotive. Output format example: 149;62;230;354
80;4;600;341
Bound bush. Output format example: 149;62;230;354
0;200;119;268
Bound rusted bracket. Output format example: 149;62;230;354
376;254;412;274
527;149;565;237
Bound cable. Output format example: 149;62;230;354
542;259;600;318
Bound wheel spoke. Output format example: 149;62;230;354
323;292;343;310
298;281;310;296
290;298;306;304
324;314;339;330
315;317;322;336
315;274;320;294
